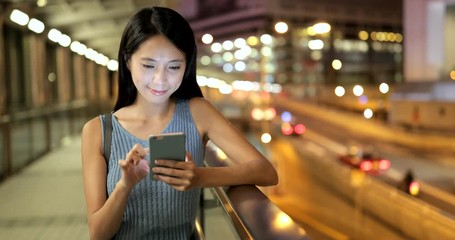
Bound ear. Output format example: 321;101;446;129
124;54;131;70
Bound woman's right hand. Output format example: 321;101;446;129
118;144;150;189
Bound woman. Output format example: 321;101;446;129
81;6;278;240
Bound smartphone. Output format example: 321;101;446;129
149;132;186;177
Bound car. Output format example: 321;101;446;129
338;145;390;175
280;121;306;136
275;111;306;136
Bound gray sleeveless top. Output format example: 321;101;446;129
100;99;205;239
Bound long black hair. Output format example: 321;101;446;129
114;7;203;111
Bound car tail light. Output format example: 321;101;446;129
360;161;373;171
379;159;390;170
294;124;306;135
281;123;293;135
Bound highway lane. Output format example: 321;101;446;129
260;136;408;240
269;98;455;213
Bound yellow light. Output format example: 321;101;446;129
273;212;293;229
450;70;455;80
395;33;403;43
247;36;259;46
409;182;420;196
358;31;369;41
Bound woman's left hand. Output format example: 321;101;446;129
152;152;199;191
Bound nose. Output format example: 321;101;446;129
152;66;167;84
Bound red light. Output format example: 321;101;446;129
360;161;373;171
293;124;306;135
281;123;293;135
379;160;390;170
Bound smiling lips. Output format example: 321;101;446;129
149;88;168;96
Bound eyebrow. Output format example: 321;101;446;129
140;58;185;63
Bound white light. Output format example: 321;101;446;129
335;86;345;97
234;46;252;60
379;83;389;94
70;41;87;55
353;85;364;96
196;75;208;86
275;22;288;34
58;34;71;47
270;83;282;93
10;9;29;26
211;42;222;53
308;39;324;50
363;108;374;119
261;133;272;144
234;38;246;48
107;60;118;71
219;84;233;95
48;29;61;42
223;63;233;73
200;56;211;65
222;52;234;62
260;34;273;45
201;33;213;44
207;78;225;89
261;46;272;57
95;53;109;66
28;18;45;33
85;48;98;60
37;0;47;7
234;61;246;71
313;23;331;34
232;80;254;92
222;40;234;51
332;59;342;70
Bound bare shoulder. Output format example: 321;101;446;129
82;116;102;137
188;97;223;120
188;97;232;133
188;97;215;112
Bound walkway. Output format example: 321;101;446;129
0;136;88;239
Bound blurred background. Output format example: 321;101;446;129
1;0;455;239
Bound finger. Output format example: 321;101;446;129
154;159;185;169
126;150;142;165
154;173;187;185
131;144;147;158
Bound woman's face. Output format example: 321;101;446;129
128;35;186;104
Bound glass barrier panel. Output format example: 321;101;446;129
72;108;88;134
202;187;241;240
32;117;48;158
0;128;4;176
11;120;32;171
50;112;69;148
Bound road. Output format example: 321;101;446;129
260;136;408;240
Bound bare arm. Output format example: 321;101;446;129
81;117;148;239
191;98;278;187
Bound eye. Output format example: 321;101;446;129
142;64;155;69
169;65;181;71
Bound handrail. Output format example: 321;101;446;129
204;141;309;240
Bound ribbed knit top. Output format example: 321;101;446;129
100;99;205;239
